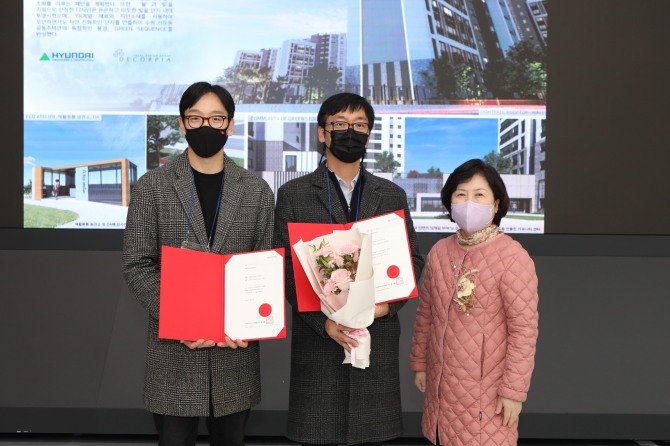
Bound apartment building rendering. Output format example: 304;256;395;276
225;0;547;227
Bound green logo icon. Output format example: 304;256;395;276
40;53;50;61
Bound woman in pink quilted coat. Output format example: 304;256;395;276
410;159;539;445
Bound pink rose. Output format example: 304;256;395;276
331;253;345;267
330;269;352;291
315;246;336;269
323;279;337;296
336;243;360;257
314;246;333;257
315;245;334;258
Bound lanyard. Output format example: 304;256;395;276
326;167;362;224
185;169;225;250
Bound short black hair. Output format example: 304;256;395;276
440;159;510;226
179;82;235;119
317;93;375;128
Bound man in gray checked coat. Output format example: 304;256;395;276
274;93;425;445
122;82;274;446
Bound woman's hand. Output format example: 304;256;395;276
325;319;358;352
496;396;522;427
414;371;426;393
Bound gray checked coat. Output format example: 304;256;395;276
274;163;425;445
122;151;274;417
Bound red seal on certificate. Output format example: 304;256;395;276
258;303;272;317
387;265;400;279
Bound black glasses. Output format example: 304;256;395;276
184;115;230;129
326;121;370;134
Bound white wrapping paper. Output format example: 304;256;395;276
293;228;375;368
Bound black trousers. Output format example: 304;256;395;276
153;409;250;446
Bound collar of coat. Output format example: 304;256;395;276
167;150;246;252
310;162;386;224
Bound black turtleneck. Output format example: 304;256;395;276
192;169;225;240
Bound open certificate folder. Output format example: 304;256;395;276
159;246;286;342
289;210;418;312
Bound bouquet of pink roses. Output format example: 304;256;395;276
311;238;362;312
293;227;375;368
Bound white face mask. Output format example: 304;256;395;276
450;201;495;234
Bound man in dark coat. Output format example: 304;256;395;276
274;93;424;445
122;82;274;446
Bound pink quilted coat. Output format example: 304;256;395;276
410;233;538;445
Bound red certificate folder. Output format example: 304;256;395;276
159;246;286;342
288;210;418;312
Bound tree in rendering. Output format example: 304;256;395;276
146;115;182;171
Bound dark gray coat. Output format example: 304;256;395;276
274;164;424;445
122;152;274;417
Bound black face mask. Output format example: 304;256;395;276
326;129;368;163
185;126;229;158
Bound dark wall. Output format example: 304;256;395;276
2;0;23;229
545;0;670;234
1;239;669;438
1;0;670;440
